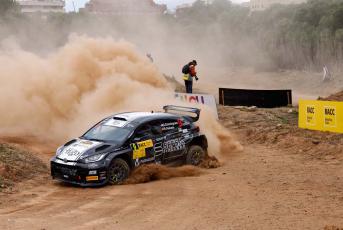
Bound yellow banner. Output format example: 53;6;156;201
299;100;343;133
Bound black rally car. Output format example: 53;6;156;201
51;105;208;186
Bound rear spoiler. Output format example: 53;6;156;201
163;105;200;122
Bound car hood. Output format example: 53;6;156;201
57;139;117;162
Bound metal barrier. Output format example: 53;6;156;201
219;88;292;108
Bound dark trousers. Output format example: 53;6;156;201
184;80;193;94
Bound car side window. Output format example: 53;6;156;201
149;120;163;135
133;124;152;140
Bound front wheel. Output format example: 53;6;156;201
186;145;205;166
108;158;130;185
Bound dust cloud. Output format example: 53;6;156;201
0;35;240;159
0;36;168;139
125;164;201;184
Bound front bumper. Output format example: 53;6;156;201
50;157;108;187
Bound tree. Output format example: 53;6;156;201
0;0;18;15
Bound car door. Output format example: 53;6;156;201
130;123;156;166
158;118;186;162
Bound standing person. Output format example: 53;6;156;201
146;53;153;62
322;65;332;82
182;60;198;94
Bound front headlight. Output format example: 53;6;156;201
83;153;108;164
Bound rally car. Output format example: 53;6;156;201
51;105;208;186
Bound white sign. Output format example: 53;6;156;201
174;93;218;119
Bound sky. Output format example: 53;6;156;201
65;0;249;12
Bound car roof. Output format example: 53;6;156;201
110;112;181;125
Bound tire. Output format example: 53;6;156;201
186;145;205;166
108;158;130;185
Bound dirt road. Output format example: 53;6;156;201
1;106;343;230
1;142;342;229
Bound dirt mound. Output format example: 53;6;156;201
320;91;343;101
0;135;58;162
219;105;343;161
0;144;47;191
125;164;202;184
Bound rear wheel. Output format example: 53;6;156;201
186;145;205;166
108;158;130;185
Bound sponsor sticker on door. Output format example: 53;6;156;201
131;139;153;159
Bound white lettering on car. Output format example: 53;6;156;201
162;138;186;153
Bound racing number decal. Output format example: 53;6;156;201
131;139;154;159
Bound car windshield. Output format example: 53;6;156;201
83;119;132;143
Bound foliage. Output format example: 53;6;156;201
1;0;343;71
174;0;343;70
0;0;18;15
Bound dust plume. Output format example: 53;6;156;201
0;35;240;158
198;107;243;158
0;35;169;141
124;164;201;184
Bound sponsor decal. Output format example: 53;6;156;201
324;106;336;127
131;139;154;159
99;171;107;180
89;170;97;175
161;122;178;131
177;119;183;128
104;119;127;127
134;156;156;167
79;140;94;145
54;158;77;166
139;157;155;164
86;176;99;181
161;138;185;153
174;93;218;119
306;105;316;126
155;136;166;142
58;139;102;161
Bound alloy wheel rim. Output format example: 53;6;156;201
109;163;126;183
192;151;202;165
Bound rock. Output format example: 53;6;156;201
312;140;320;145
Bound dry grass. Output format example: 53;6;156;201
0;144;47;191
